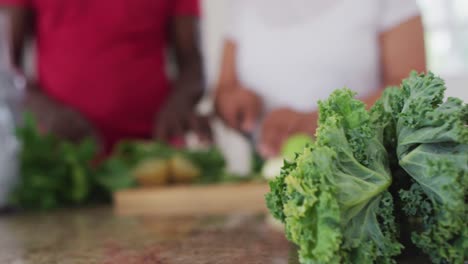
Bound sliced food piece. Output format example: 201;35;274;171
169;155;201;183
261;157;284;180
133;158;170;187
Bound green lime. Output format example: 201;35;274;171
281;133;313;161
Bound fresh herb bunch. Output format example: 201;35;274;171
266;72;467;264
11;114;100;210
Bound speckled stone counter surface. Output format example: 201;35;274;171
0;208;294;264
0;208;429;264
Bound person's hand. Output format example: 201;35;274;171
24;84;97;143
215;86;262;133
258;108;317;159
154;83;212;143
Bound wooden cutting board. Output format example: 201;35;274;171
113;183;270;216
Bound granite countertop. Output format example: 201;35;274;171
0;208;430;264
0;208;293;264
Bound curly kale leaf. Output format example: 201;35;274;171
267;72;467;264
265;159;296;222
283;146;342;264
399;143;467;264
317;89;401;264
378;72;468;263
266;89;401;264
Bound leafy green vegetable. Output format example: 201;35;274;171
376;72;468;264
182;147;226;184
13;111;255;211
11;114;99;210
267;89;401;264
317;90;402;264
266;72;467;264
95;157;136;192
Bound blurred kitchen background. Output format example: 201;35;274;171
1;0;467;174
6;0;468;96
204;0;468;173
201;0;468;97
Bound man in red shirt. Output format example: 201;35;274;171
0;0;208;151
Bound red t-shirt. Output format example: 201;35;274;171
0;0;199;149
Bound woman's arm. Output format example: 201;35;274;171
258;16;427;158
361;15;426;107
381;16;426;86
215;40;262;132
216;40;239;94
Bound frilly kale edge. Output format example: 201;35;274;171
265;72;467;264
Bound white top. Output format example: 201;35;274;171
226;0;420;112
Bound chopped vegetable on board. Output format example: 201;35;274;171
12;117;233;210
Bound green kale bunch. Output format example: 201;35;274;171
266;72;467;264
377;72;467;263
